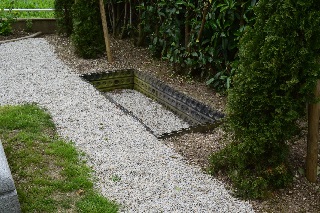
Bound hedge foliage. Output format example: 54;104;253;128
138;0;257;91
55;0;105;58
210;0;320;198
54;0;74;36
71;0;105;58
0;2;16;36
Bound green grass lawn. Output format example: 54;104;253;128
1;0;54;18
0;104;118;212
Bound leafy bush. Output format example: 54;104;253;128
25;19;33;32
71;0;105;58
210;0;320;199
54;0;74;36
0;3;16;36
139;0;257;90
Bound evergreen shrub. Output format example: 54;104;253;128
210;0;320;198
0;2;16;36
71;0;105;58
140;0;257;91
54;0;74;36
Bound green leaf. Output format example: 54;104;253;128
206;78;215;85
191;52;198;57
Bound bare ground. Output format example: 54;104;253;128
1;33;319;212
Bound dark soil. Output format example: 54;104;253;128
0;30;34;42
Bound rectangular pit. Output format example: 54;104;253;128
81;69;224;138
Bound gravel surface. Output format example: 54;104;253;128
163;129;227;169
106;89;189;136
0;38;254;212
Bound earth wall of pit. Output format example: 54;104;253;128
81;69;224;127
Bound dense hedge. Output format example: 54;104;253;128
71;0;105;58
140;0;257;91
0;2;16;36
210;0;320;198
54;0;74;36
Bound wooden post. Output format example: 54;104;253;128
306;80;320;182
99;0;113;63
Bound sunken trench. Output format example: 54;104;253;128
81;69;224;139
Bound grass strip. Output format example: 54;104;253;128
0;104;118;212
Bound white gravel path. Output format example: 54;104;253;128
0;38;254;212
106;89;189;136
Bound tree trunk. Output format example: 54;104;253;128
99;0;113;63
120;1;128;39
129;0;132;26
197;3;209;42
111;3;116;37
185;9;190;52
136;5;144;46
306;80;320;182
115;2;121;36
239;2;245;27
